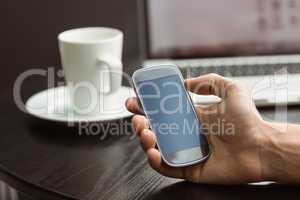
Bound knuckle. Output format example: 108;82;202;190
208;73;221;79
131;115;141;126
226;80;239;91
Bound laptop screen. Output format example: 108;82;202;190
146;0;300;58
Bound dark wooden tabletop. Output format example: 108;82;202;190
1;79;300;200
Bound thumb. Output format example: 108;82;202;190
185;73;235;99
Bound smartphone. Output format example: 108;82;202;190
132;65;210;167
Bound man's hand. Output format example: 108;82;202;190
126;73;274;184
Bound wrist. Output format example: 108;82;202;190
258;121;286;182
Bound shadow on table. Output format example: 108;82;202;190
27;116;134;148
148;181;300;200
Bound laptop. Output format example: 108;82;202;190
138;0;300;106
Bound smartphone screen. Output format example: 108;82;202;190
134;70;209;166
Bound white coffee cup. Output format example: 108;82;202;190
58;27;123;115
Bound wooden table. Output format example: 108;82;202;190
1;79;300;200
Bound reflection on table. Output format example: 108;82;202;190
0;180;33;200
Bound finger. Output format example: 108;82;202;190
126;97;144;114
185;73;235;98
147;148;184;179
140;129;156;151
194;104;221;146
195;104;219;121
131;115;149;137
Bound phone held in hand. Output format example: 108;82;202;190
132;65;210;167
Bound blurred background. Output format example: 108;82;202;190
0;1;142;198
1;0;300;199
0;0;142;93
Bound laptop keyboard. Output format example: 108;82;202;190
180;63;300;78
144;55;300;106
161;55;300;78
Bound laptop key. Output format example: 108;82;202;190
180;63;300;78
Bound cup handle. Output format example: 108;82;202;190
97;54;122;94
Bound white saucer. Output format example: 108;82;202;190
25;86;135;123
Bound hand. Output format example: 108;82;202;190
126;73;271;184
